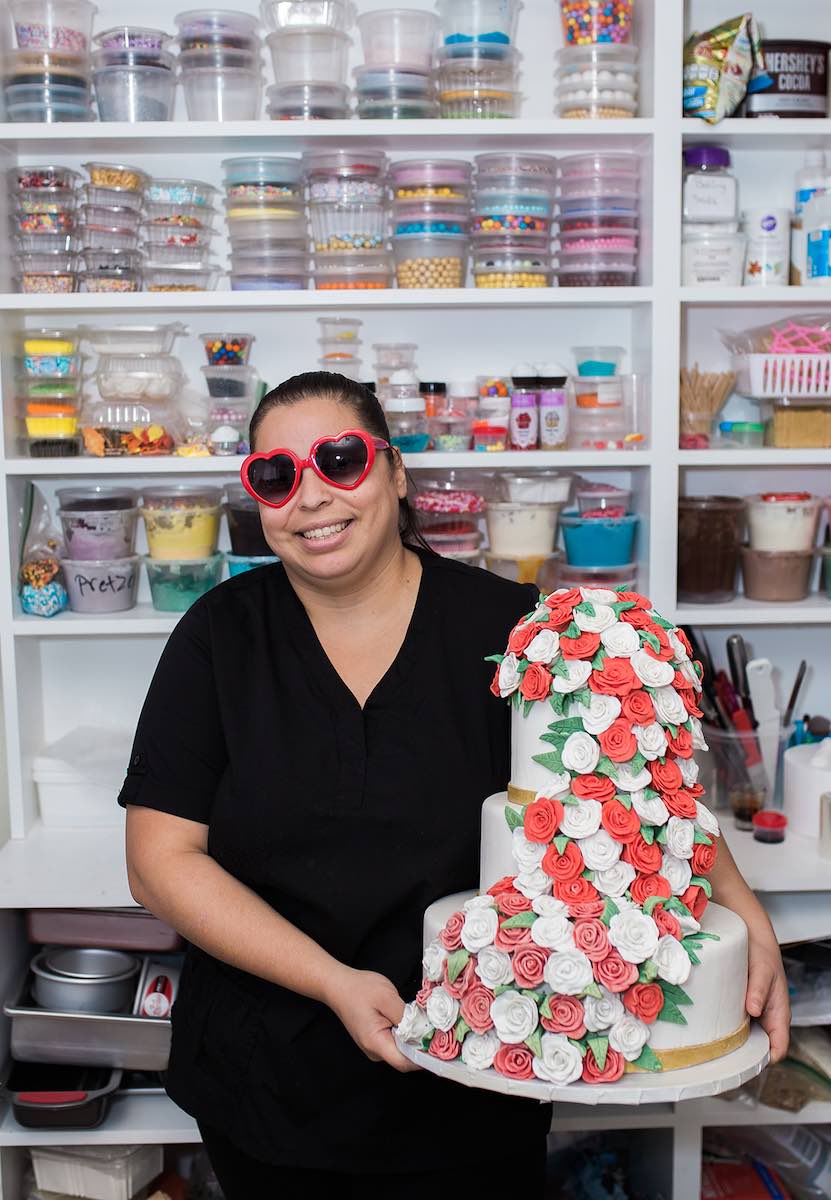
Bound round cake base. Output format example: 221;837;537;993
394;1023;769;1106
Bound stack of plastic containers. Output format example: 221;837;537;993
261;0;351;118
10;164;80;294
318;317;362;379
555;0;638;119
435;0;521;119
225;483;277;575
5;0;96;122
77;161;147;292
223;156;308;290
176;8;263;120
472;152;556;290
373;341;417;390
142;176;221;291
141;485;224;611
57;486;140;614
555;151;639;287
560;481;639;594
91;26;177;122
18;327;84;456
390;157;472;288
199;332;258;456
306;150;393;291
355;10;438;119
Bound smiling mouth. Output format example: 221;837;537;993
299;519;352;541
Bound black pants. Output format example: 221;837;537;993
199;1120;548;1198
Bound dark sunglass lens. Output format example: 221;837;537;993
247;454;296;504
315;435;369;486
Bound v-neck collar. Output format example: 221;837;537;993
278;546;433;714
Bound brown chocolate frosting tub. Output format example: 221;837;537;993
746;41;830;118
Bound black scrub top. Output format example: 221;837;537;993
118;546;552;1173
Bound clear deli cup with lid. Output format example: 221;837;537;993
141;483;223;560
474;152;557;182
486;501;563;557
389;158;472;200
746;492;820;553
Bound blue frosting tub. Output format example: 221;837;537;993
560;511;639;567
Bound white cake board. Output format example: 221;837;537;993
394;1023;770;1106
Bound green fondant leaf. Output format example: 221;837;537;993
517;659;530;674
600;898;620;927
639;959;659;983
511;690;522;711
504;805;524;832
651;613;675;631
681;940;701;965
501;911;537;929
454;1016;471;1042
562;793;580;806
582;868;596;882
582;980;603;999
591;649;607;670
564;621;582;639
551;657;572;680
660;981;692;1006
691;875;713;899
522;698;535;718
693;828;713;845
554;834;570;855
642;895;663;916
696;932;721;943
632;1044;663;1072
484;654;504;665
665;897;693;919
610;600;637;616
643;788;661;802
494;984;514;996
547;716;586;736
596;755;618;780
447;949;470;984
640;824;655;845
667;723;679;739
617;792;632;811
525;1028;543;1058
657;998;688;1026
629;751;648;774
421;1033;433;1052
532;750;565;775
576;601;596;618
640;630;661;654
569;1037;589;1056
540;730;568;747
521;989;545;1005
587;1035;609;1071
655;826;669;845
540;994;553;1020
549;691;568;716
573;688;593;708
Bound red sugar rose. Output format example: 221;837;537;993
663;790;698;819
621;690;656;725
440;911;465;951
642;627;674;662
681;691;705;719
513;945;549;989
568;898;606;920
498;892;533;916
692;841;718;875
547;588;581;609
601;799;641;844
686;782;705;798
573;917;610;962
520;662;553;702
495;923;533;951
620;607;655;630
560;631;601;660
508;621;539;656
542;603;576;630
594;948;639;993
490;666;502;698
673;668;695;692
443;955;477;999
598;719;638;763
630;873;672;905
622;834;663;874
494;1045;535;1080
555;877;599;905
542;840;585;882
582;1045;625;1083
623;982;665;1024
667;727;694;759
680;884;709;921
429;1029;460;1061
676;628;694;657
488;875;518;897
541;994;586;1038
650;758;683;793
590;658;639;697
524;797;563;843
460;983;495;1034
416;980;435;1007
653;904;681;940
617;591;651;609
571;774;616;802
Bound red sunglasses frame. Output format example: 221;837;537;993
240;429;392;509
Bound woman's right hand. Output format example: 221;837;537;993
326;966;421;1073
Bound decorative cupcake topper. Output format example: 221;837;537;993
397;585;724;1085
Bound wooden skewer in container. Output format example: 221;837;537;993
679;365;736;445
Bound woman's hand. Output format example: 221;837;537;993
326;966;421;1073
746;923;791;1063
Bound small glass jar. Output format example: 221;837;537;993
509;377;539;450
539;380;568;449
682;145;738;225
386;393;429;452
420;380;446;417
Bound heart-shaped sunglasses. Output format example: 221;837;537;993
240;430;392;509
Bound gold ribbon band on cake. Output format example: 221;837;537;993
624;1019;750;1072
507;783;539;806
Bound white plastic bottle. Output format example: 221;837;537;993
792;149;831;284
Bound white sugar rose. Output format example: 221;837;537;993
574;603;617;634
583;986;625;1033
475;946;514;989
612;894;637;913
579;828;622;871
525;629;560;665
594;860;637;898
608;909;660;964
498;653;521;697
531;913;575;951
396;1001;432;1044
631;790;670;826
461;906;499;953
533;1033;584;1085
660;851;692;896
666;816;695;860
668;630;690;663
515;868;552;900
609;1012;651;1062
512;828;547;873
695;800;720;839
535;774;572;800
422;938;447;982
633;722;669;762
490;991;539;1044
614;762;654;792
463;894;496;911
600;621;640;657
561;731;600;775
581;587;619;605
553;659;593;694
652;685;688;727
631;649;676;688
676;907;701;937
576;693;621;736
461;1029;500;1071
532;895;569;918
680;657;703;692
560;797;603;839
425;986;459;1033
679;756;700;788
689;716;708;750
651;934;692;985
543;949;594;995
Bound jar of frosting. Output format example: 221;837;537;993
745;492;820;552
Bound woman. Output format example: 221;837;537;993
121;372;789;1196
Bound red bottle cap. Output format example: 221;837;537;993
760;492;812;503
752;810;788;830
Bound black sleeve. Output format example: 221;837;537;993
117;597;227;825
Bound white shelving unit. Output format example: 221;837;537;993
0;2;829;1197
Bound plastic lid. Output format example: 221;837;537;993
419;381;446;393
719;421;765;432
759;492;813;503
683;145;731;169
752;810;787;830
448;379;476;396
386;394;425;413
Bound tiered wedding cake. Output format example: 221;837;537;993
396;585;749;1088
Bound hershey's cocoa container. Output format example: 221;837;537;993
746;41;831;118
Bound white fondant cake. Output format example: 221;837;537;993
397;586;752;1087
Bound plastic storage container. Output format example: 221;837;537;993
222;153;302;195
226;483;272;555
96;354;183;401
227;553;280;575
31;1144;163;1200
92;61;176;120
266;26;350;83
175;9;261;48
261;0;348;28
487;501;562;556
740;547;815;602
201;364;259;399
61;555;140;613
390;158;472;201
266;78;349;117
386;393;429;451
58;506;139;560
11;0;97;52
143;264;221;291
304;148;387;202
310;201;386;251
559;0;633;45
436;0;521;51
314;249;393;289
225;199;306;241
392;232;468;287
677;495;745;603
356;9;438;69
560;510;639;566
555;561;637;590
181;66;261;119
473;239;551;286
745;492;820;553
80;322;186;354
141;485;222;558
437;47;519;117
145;553;224;610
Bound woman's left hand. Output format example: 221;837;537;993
746;924;791;1063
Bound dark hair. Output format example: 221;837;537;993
249;370;432;552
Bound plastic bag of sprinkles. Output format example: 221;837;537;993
683;13;767;123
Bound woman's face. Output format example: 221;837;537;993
253;396;407;584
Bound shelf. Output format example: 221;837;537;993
790;997;831;1028
686;1098;831;1127
680;287;824;305
13;604;179;637
0;1093;198;1146
0;823;132;908
722;825;831;894
0;287;654;313
679;450;831;466
4;450;653;475
681;118;831;151
675;596;831;626
2;118;655;155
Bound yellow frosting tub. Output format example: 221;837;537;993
25;402;79;437
141;485;223;560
